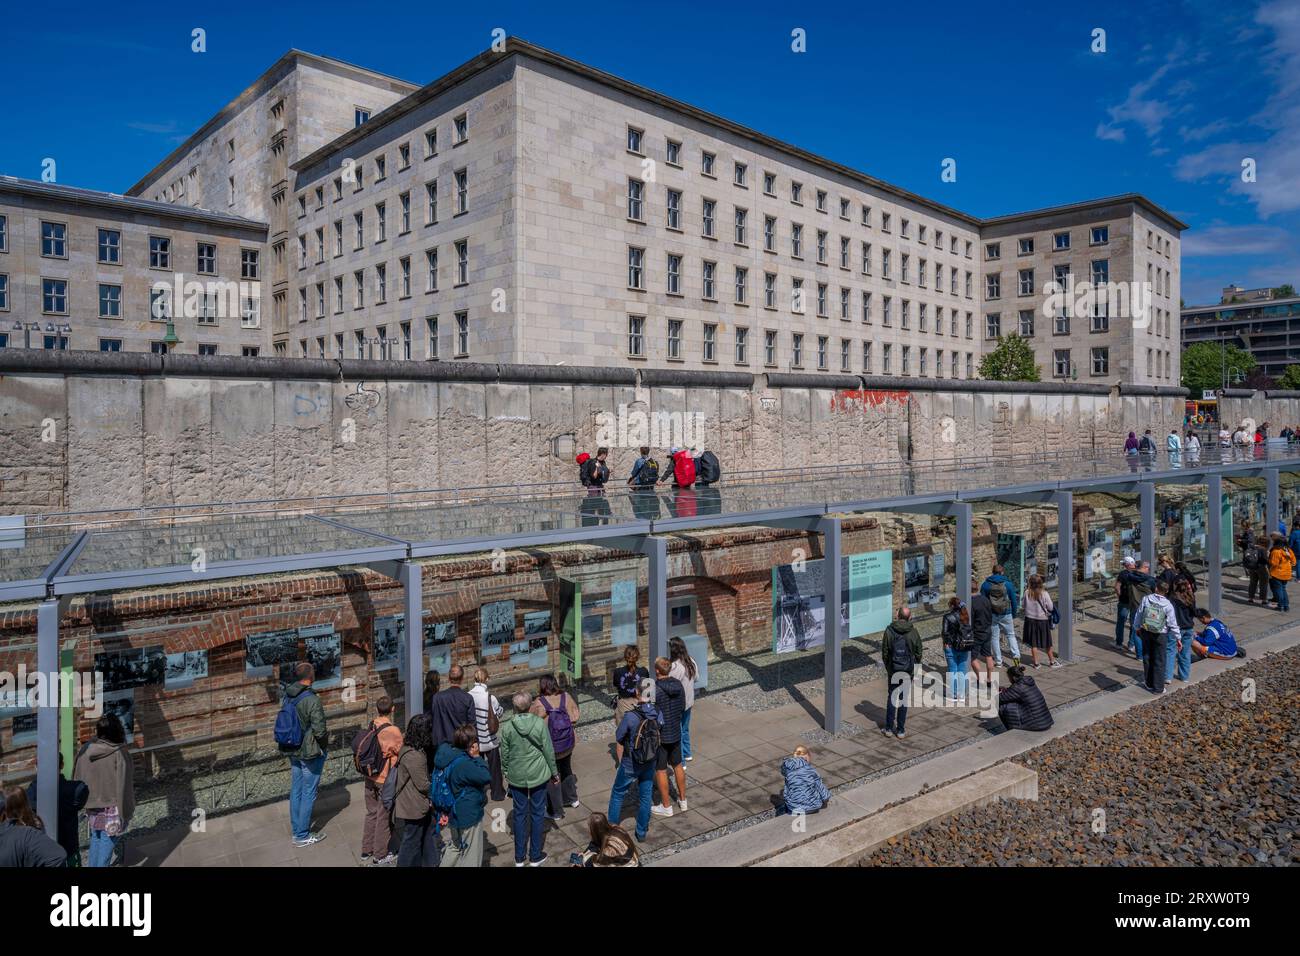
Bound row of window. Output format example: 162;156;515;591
984;228;1110;260
986;310;1112;339
985;261;1110;300
295;242;468;320
625;126;975;257
0;273;260;325
1048;347;1113;378
297;178;467;265
0;215;259;277
281;312;468;361
626;314;976;377
294;113;470;217
0;335;260;356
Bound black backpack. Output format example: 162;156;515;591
638;457;660;486
887;629;914;674
351;720;387;778
1243;546;1264;570
630;711;661;765
696;450;721;485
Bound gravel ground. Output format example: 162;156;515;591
863;645;1300;866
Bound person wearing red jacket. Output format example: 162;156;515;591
663;446;695;488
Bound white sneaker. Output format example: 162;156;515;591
371;853;396;866
528;855;548;867
678;798;689;812
515;861;527;868
651;804;674;818
569;799;581;808
683;755;694;762
292;832;327;848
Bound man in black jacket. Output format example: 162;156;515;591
997;665;1053;731
427;664;477;747
651;657;687;817
969;578;996;685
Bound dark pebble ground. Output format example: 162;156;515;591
864;646;1299;866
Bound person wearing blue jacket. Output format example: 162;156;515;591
779;745;831;814
1288;520;1300;579
434;725;492;868
980;565;1021;667
607;679;662;842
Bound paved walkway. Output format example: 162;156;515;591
127;573;1291;867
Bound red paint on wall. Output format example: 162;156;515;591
830;389;910;412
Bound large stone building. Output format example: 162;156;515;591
2;40;1184;383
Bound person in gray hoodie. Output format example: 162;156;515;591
72;714;135;867
880;608;923;740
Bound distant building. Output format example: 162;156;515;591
1181;285;1300;380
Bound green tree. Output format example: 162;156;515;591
1181;341;1256;392
978;334;1041;382
1276;365;1300;390
1273;284;1296;299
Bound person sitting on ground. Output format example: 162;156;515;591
571;812;640;867
779;745;831;815
1191;608;1246;660
996;665;1053;732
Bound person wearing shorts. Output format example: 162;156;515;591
650;657;687;817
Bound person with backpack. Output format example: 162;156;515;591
663;446;696;489
649;657;688;816
980;564;1021;668
72;714;135;867
1192;609;1245;660
1136;579;1181;694
881;608;922;740
390;713;440;867
427;663;476;748
968;580;996;687
434;724;492;867
694;449;721;487
354;695;403;865
607;678;661;842
275;662;329;848
499;690;558;866
579;447;610;490
941;597;974;703
1267;533;1295;611
468;668;506;802
668;636;699;761
627;446;661;488
1114;556;1141;648
997;665;1054;731
613;646;650;730
531;674;581;818
1137;429;1157;468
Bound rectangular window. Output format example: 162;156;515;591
100;339;122;352
241;248;259;279
628;315;645;357
702;151;715;176
883;343;892;374
455;240;468;285
376;263;387;303
735;267;747;304
763;172;776;195
1054;231;1070;250
1054;349;1071;378
375;155;386;181
399;143;411;170
882;296;892;326
734;162;747;187
98;283;121;318
840;338;851;372
818;231;828;264
862;290;871;324
817;283;828;318
840;287;850;320
376;203;388;242
0;273;7;310
792;332;804;367
791;224;803;258
400;192;411;233
1090;225;1109;245
354;270;365;308
0;214;6;251
400;256;411;297
197;242;216;274
840;236;850;269
763;215;776;251
1018;268;1034;296
426;180;438;224
42;278;68;314
354;212;364;250
1091;346;1109;375
881;249;891;279
702;199;716;238
986;274;1001;299
667;189;681;229
791;182;802;204
666;139;681;165
627;178;644;220
149;235;171;269
425;129;438;158
735;327;748;365
354;107;370;127
952;351;959;378
1019;309;1034;337
702;260;716;299
764;272;776;309
334;276;345;313
668;319;683;359
426;249;438;291
862;341;871;373
817;335;828;369
667;254;681;294
703;323;717;362
734;208;747;245
97;228;120;264
985;313;1001;339
920;347;928;377
765;329;777;366
426;317;438;359
627;126;644;153
628;247;644;289
455;311;469;356
816;190;828;213
316;282;326;317
454;114;468;144
1091;259;1109;283
41;221;67;258
1018;237;1034;255
901;345;910;375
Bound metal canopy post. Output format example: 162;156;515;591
1055;490;1074;661
820;516;843;734
953;502;972;610
1206;474;1223;616
1267;468;1280;536
400;562;423;725
1140;482;1156;568
36;598;60;848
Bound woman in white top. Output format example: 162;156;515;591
1022;574;1060;669
667;637;698;762
469;667;506;801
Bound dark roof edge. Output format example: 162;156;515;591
982;193;1188;232
125;50;420;198
0;177;268;233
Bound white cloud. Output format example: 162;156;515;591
1095;122;1126;142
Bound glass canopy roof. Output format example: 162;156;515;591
1;445;1295;601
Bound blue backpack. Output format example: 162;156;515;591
274;688;313;749
431;753;467;814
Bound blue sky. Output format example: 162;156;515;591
4;0;1297;305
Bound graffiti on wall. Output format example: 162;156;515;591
829;389;910;413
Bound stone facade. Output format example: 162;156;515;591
0;179;267;355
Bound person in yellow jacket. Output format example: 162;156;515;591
1267;534;1295;612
